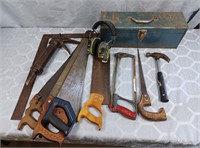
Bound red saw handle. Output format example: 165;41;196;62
116;105;136;119
109;104;136;120
109;94;137;120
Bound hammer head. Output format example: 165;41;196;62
146;52;170;63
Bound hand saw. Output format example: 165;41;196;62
77;56;110;130
136;30;166;121
11;32;97;120
137;49;167;121
18;36;89;145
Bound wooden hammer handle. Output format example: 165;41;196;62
138;94;167;121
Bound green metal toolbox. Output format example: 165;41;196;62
100;12;188;48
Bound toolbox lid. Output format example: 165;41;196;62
101;12;188;29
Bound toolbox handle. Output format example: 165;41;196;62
127;16;158;24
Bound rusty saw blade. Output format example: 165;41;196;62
57;40;88;115
48;38;88;98
11;32;97;120
91;56;110;105
31;38;89;144
18;37;88;130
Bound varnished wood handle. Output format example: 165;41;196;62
137;94;167;121
18;94;69;131
18;95;42;130
32;96;69;146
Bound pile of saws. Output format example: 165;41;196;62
11;21;170;145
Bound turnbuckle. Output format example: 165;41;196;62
108;52;137;119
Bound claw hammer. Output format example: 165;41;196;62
146;52;170;103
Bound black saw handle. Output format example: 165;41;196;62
42;97;76;136
157;72;169;103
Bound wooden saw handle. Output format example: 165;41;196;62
18;94;68;131
32;96;76;146
137;93;167;121
18;95;43;130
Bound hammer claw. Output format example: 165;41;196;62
146;52;170;62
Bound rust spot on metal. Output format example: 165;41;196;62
101;12;109;20
111;12;121;25
127;16;131;22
